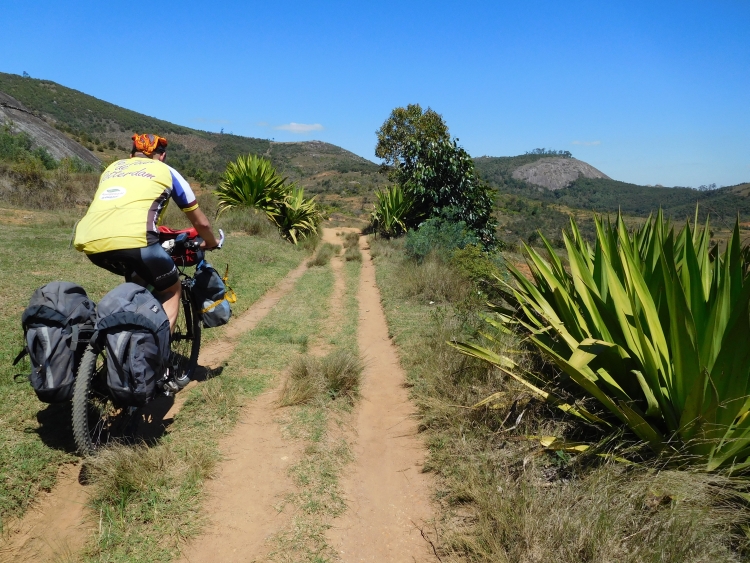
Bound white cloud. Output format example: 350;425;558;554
275;122;324;134
572;140;601;146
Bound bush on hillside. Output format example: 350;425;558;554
396;137;497;248
0;124;58;170
404;217;479;261
449;244;508;300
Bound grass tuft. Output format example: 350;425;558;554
397;252;471;303
344;244;362;262
279;350;363;406
342;231;360;249
307;243;340;267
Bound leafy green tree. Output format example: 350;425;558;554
375;104;449;171
396;137;498;249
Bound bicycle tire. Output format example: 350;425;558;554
71;345;134;455
171;283;201;389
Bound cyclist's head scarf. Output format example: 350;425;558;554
131;134;168;157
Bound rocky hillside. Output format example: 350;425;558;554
0;92;101;167
511;157;609;190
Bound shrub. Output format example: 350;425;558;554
405;217;479;261
396;137;497;248
307;243;339;267
214;154;287;220
458;211;750;471
344;245;362;262
215;155;321;244
370;184;412;237
274;185;322;244
449;244;507;300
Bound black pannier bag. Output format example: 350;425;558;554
192;261;235;328
95;283;170;406
16;282;96;403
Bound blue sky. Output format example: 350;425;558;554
1;1;748;187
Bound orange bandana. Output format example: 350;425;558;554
131;133;168;156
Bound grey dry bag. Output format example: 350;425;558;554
192;261;234;328
95;283;170;407
16;282;96;403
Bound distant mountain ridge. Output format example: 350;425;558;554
0;71;385;200
2;71;747;225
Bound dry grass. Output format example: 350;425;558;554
0;163;99;210
307;242;340;267
278;350;364;406
371;241;750;563
342;231;360;249
344;244;362;261
397;252;472;303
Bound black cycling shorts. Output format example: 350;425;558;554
87;243;179;291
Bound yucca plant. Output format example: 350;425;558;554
274;185;321;244
214;154;289;221
455;210;750;472
371;184;412;237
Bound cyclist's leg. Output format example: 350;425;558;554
134;244;181;333
155;281;181;333
87;245;180;332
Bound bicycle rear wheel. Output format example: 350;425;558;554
170;282;201;389
72;345;135;455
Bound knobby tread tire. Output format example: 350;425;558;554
172;293;201;385
71;345;99;456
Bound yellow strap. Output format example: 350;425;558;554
201;264;237;313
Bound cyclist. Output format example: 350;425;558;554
74;133;221;332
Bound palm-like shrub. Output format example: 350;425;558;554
214;154;288;221
274;185;321;244
371;184;412;237
457;211;750;472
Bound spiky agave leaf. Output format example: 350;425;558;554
457;210;750;472
371;184;412;237
273;185;321;244
214;154;289;219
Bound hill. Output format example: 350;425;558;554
0;72;386;214
2;72;746;236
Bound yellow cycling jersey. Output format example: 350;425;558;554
74;158;198;254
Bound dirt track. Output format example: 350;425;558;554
0;257;309;563
1;229;435;563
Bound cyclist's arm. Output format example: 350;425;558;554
185;208;219;249
167;165;219;249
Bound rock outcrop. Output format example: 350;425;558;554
0;92;101;167
512;157;609;191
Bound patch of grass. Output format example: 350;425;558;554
397;251;472;304
370;240;750;562
341;231;360;249
269;251;362;562
82;264;335;562
343;244;362;262
0;216;305;530
279;350;363;406
307;242;340;267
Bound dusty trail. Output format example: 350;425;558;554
178;228;350;562
327;237;435;562
0;257;309;563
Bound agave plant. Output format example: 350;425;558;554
274;185;321;244
214;154;289;220
455;210;750;472
371;184;412;237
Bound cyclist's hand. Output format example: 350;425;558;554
202;229;224;250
